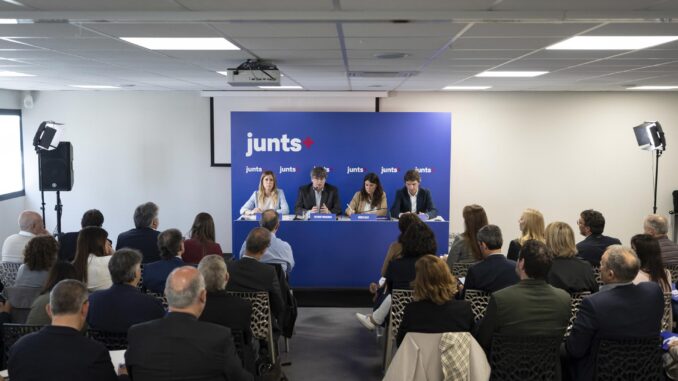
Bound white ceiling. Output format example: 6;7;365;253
0;0;677;91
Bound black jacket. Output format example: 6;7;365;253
87;283;165;332
389;187;437;218
463;254;519;296
397;299;474;347
294;182;341;215
576;234;621;266
547;257;599;293
226;257;285;323
116;227;161;264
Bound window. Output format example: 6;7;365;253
0;109;24;201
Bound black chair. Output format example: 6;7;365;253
145;291;168;309
565;291;591;337
451;262;475;279
489;335;563;381
2;323;43;366
464;289;492;322
591;265;603;286
87;329;128;350
595;336;662;380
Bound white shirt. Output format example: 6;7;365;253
409;191;418;213
87;254;113;291
1;231;35;263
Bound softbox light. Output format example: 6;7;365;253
633;121;666;151
32;121;64;152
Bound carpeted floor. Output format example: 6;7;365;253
280;307;384;381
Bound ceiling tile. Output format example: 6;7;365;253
176;0;334;11
210;22;337;38
343;22;470;38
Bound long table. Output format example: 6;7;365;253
232;220;449;288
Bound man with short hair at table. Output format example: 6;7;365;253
2;210;49;263
294;166;341;215
390;169;437;219
643;214;678;265
125;267;253;381
463;224;519;297
239;209;295;275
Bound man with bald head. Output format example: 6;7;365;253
644;214;678;265
238;209;295;275
2;210;49;263
565;245;664;380
125;266;253;381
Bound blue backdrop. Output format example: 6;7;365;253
230;112;452;222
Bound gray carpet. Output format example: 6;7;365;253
280;307;384;381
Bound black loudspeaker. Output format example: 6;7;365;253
673;190;678;212
39;142;73;191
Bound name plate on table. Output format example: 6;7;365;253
350;214;377;221
310;213;336;221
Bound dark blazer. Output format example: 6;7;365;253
226;257;284;323
294;182;341;215
142;257;185;294
200;290;253;343
116;227;161;264
463;254;519;297
396;299;474;347
126;312;253;381
506;239;521;261
390;187;437;218
8;325;125;381
385;255;420;291
576;234;621;266
87;283;165;332
58;231;79;261
565;282;664;381
474;279;571;352
547;257;599;293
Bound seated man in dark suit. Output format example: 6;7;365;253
87;249;165;332
565;245;664;380
390;169;437;219
142;228;186;294
475;240;571;353
116;202;161;263
227;227;285;325
575;209;621;266
294;166;341;216
463;224;519;297
8;279;128;381
125;267;253;381
644;214;678;265
58;209;105;262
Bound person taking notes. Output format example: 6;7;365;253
345;172;388;216
390;169;437;219
240;170;289;215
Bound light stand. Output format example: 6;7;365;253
32;121;66;235
633;121;666;214
653;150;662;214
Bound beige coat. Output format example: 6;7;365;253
345;191;388;216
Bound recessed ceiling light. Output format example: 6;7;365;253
69;85;120;89
475;71;547;78
120;37;239;51
258;85;303;90
546;36;678;50
0;70;33;77
443;86;492;90
627;85;678;90
374;52;409;59
0;19;18;24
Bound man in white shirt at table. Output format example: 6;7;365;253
1;210;49;263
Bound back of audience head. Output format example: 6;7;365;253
601;245;639;283
42;262;77;294
462;204;489;260
134;202;159;229
644;214;669;238
81;209;104;228
189;212;216;243
579;209;605;236
165;267;206;314
73;226;109;282
401;222;437;257
158;228;184;260
413;255;458;305
245;227;271;257
519;208;545;244
109;249;142;285
18;210;44;235
198;255;228;292
49;279;88;319
545;222;577;258
260;209;279;232
397;213;420;243
518;240;553;280
630;234;668;288
23;235;58;271
477;224;503;257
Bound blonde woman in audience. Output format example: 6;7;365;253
72;226;113;291
15;236;58;288
631;234;672;292
507;208;545;261
239;170;289;215
545;222;598;293
446;204;488;265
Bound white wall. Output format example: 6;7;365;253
0;89;24;243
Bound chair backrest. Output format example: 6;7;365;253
383;289;415;370
451;262;474;279
137;263;145;292
666;264;678;283
5;286;43;324
464;289;492;322
662;292;673;332
87;329;128;350
489;335;563;381
2;324;43;366
595;336;662;380
591;265;603;286
144;291;168;309
566;291;591;337
226;291;276;364
0;262;22;288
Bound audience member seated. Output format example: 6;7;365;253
15;236;58;288
345;172;388;216
507;208;545;261
576;209;621;266
463;225;519;296
227;227;284;325
565;245;664;380
126;267;253;381
183;212;223;265
390;169;437;219
631;234;672;292
143;228;185;294
239;210;294;274
447;204;487;266
294;166;341;216
545;222;598;293
116;202;161;263
58;209;104;262
1;210;48;263
239;170;289;216
644;214;678;266
26;262;78;326
72;226;113;291
87;249;165;332
8;280;128;380
396;255;474;347
475;240;571;353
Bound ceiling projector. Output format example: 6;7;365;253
226;60;280;87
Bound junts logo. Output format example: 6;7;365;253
347;166;365;174
380;166;399;174
245;132;315;157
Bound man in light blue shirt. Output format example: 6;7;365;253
239;209;294;275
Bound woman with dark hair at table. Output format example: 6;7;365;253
183;212;223;265
631;234;671;292
345;172;388;217
396;255;474;346
72;226;112;292
26;262;78;325
447;204;488;266
239;170;289;215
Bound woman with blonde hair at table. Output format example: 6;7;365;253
239;170;289;215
